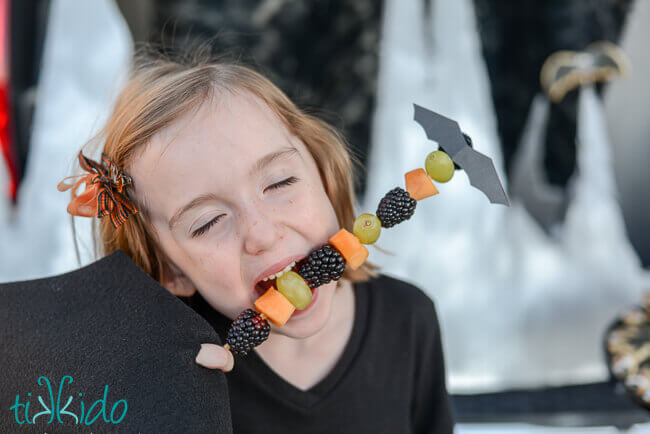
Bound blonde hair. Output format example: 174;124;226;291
77;46;380;287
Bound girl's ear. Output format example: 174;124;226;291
161;260;197;297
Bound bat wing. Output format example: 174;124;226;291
413;104;466;157
413;103;509;205
455;147;510;206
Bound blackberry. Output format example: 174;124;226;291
376;187;417;228
225;308;270;355
297;244;346;289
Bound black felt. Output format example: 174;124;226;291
0;249;232;433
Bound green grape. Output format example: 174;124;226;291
276;271;312;309
353;213;381;244
425;150;454;183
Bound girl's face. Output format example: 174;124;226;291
129;90;342;339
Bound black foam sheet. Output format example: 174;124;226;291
0;249;232;433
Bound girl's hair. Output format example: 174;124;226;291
79;45;380;287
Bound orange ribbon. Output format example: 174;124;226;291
57;151;138;228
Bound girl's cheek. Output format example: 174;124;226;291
195;246;235;282
300;179;326;207
291;191;322;221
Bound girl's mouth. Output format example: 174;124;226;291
253;258;306;298
290;287;319;317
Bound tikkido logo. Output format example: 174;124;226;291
9;375;128;426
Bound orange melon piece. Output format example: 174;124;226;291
328;229;369;270
254;287;295;327
405;168;439;201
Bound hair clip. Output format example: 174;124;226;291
57;151;138;228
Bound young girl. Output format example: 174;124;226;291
61;49;455;433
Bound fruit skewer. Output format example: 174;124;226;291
223;144;464;356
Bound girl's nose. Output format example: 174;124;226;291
240;202;281;255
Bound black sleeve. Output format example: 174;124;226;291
411;296;455;434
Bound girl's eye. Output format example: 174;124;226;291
191;177;299;238
265;176;299;192
192;215;224;238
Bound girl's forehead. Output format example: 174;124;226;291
169;92;289;157
134;92;294;177
129;91;306;222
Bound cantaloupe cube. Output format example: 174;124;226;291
405;168;439;201
254;287;295;327
346;246;369;270
328;229;369;270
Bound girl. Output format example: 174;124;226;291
61;49;455;433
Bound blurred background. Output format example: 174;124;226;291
1;0;650;432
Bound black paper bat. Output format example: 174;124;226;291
413;104;510;206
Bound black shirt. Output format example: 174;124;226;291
186;273;455;434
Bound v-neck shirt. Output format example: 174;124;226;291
230;279;368;410
184;273;455;434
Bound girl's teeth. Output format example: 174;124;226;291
261;261;296;282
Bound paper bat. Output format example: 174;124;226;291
413;104;510;206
